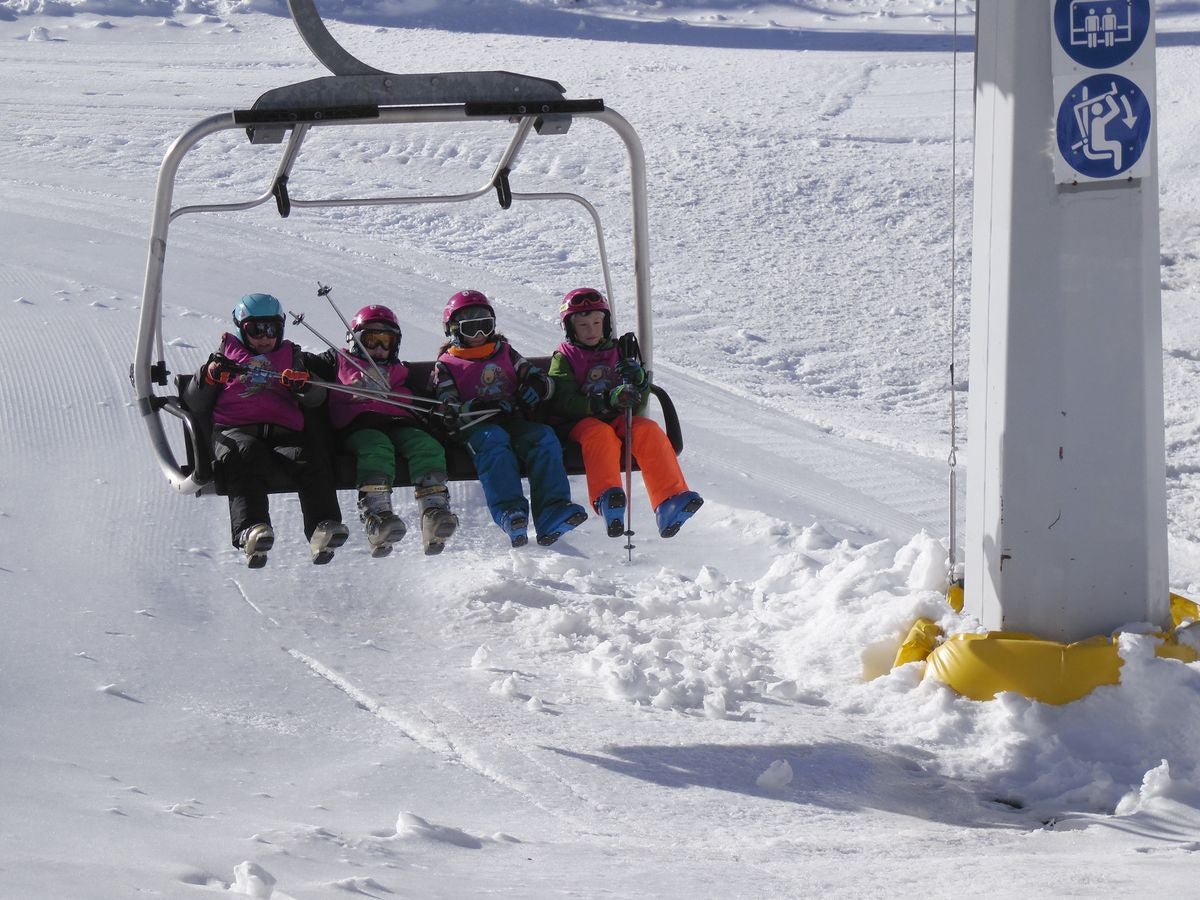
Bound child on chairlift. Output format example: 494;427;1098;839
547;287;702;539
431;289;589;548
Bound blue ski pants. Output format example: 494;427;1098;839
462;419;574;532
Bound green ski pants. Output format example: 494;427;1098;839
343;425;448;486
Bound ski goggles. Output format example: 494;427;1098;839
559;291;603;313
359;330;398;351
454;315;496;339
242;319;282;339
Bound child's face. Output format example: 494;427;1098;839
570;311;606;347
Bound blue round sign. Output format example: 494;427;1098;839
1053;0;1150;68
1056;73;1150;179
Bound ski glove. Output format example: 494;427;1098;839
518;369;553;408
279;368;310;391
436;400;461;430
586;394;610;418
616;359;646;387
608;383;642;411
204;353;241;385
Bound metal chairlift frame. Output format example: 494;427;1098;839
132;0;679;497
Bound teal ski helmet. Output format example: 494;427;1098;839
233;293;285;349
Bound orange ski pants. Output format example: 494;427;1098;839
568;414;688;510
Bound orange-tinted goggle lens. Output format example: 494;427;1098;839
361;330;397;350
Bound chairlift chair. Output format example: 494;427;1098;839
131;0;682;496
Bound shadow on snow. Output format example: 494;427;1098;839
547;740;1033;829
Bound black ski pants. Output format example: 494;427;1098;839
213;423;342;545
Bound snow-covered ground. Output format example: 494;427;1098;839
3;1;1200;896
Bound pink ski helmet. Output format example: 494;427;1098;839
442;289;495;335
350;304;401;361
558;287;611;340
351;304;400;335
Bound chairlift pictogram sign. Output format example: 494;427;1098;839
1049;0;1156;184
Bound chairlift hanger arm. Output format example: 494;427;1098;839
287;0;385;76
273;0;648;338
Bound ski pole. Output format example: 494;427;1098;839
617;331;641;563
316;282;392;391
292;373;496;426
288;309;385;391
283;367;499;427
305;376;433;414
314;377;435;409
208;356;432;416
623;403;635;563
215;356;498;429
287;309;440;408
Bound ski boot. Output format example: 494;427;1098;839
535;502;589;547
500;508;529;548
415;479;458;556
594;487;627;539
237;523;274;569
654;491;704;539
358;478;406;558
310;520;349;565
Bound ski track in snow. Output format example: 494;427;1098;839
234;563;623;836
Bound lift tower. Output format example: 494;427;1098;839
965;0;1166;641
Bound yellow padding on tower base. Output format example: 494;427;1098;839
922;631;1198;704
890;591;1200;704
1171;592;1200;627
925;632;1119;703
893;617;943;668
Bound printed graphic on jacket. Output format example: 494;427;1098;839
559;342;619;395
477;362;513;398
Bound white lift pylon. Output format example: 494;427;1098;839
964;0;1168;642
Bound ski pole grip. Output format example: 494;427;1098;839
617;331;640;363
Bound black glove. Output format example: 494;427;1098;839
518;369;552;408
436;400;461;430
204;353;241;385
616;359;646;387
608;383;642;411
587;393;611;417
